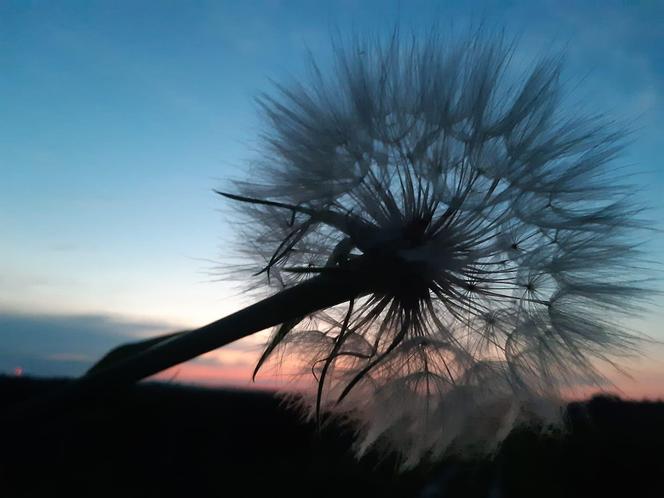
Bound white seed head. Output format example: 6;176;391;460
227;29;651;467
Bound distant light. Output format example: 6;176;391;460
13;367;23;377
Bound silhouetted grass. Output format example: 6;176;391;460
1;376;663;497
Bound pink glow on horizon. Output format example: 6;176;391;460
141;327;664;401
148;358;311;393
146;357;664;402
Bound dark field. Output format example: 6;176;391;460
1;376;663;498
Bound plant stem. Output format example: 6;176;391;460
89;273;367;387
7;273;368;420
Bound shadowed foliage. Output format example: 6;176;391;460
2;376;663;498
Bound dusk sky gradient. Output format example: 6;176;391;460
2;0;664;396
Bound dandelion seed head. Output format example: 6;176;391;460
225;28;651;466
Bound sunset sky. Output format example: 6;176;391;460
2;0;664;397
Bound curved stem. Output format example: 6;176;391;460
7;273;368;420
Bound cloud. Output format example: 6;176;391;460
0;311;173;377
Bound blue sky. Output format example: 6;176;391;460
1;1;664;393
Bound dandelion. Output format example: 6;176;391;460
71;28;649;466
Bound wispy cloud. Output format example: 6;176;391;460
0;311;172;377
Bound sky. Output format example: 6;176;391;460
1;0;664;397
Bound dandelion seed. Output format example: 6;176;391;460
223;29;651;465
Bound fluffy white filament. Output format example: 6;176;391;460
226;29;649;467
